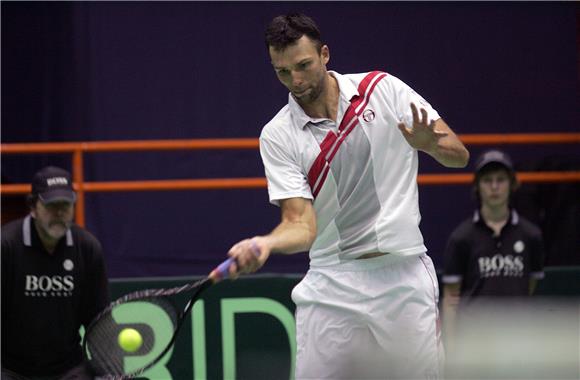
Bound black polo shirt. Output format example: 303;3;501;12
443;209;544;299
1;215;110;376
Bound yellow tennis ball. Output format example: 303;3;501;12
118;328;143;353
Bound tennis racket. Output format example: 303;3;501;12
82;255;246;379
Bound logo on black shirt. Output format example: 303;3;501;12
63;259;74;271
24;275;74;297
478;254;524;278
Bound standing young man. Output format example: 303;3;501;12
1;166;110;380
442;150;545;353
227;13;469;379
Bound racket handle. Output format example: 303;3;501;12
210;257;236;281
210;242;260;281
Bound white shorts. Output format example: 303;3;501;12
291;253;443;380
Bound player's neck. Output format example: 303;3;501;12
300;74;339;121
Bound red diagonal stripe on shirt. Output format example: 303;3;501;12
312;164;331;197
308;130;337;190
356;71;387;116
308;71;387;198
327;72;387;162
354;70;382;110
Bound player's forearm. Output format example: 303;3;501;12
426;137;469;168
423;120;469;168
442;297;459;352
442;283;461;352
428;146;469;168
442;296;459;325
266;219;316;254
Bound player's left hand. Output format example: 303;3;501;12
397;102;448;153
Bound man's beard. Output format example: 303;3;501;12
43;220;70;240
294;74;325;105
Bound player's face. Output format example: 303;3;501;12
478;169;511;209
269;35;330;105
31;200;74;241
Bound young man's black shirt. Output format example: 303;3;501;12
443;209;544;300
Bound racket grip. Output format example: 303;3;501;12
210;242;260;281
211;257;236;280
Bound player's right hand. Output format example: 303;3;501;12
227;237;270;279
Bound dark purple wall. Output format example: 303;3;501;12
2;2;579;277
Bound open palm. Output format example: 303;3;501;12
397;102;448;152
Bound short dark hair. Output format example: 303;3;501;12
265;13;323;52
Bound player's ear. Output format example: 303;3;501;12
471;176;480;203
321;45;330;65
511;174;520;193
27;194;38;212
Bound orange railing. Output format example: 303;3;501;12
2;133;580;227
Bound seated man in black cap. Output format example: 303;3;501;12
441;150;545;353
1;166;110;380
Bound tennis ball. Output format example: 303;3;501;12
118;328;143;353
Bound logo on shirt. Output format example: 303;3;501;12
411;90;432;108
513;240;525;253
63;259;74;271
24;275;74;297
362;109;375;122
478;254;524;278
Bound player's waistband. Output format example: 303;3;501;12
310;251;426;272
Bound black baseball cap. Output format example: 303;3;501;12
31;166;76;204
474;150;514;174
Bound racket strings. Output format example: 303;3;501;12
83;277;212;378
85;297;179;377
86;313;126;375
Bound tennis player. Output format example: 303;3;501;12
1;166;110;380
228;13;469;379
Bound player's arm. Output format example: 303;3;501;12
425;118;470;168
81;237;111;327
442;281;462;351
265;197;317;254
227;197;316;276
398;103;469;168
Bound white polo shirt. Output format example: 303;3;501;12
259;71;441;267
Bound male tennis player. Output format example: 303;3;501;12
1;166;110;380
228;13;469;379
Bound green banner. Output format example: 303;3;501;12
106;267;580;379
108;275;302;380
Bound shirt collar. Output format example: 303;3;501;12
472;209;519;226
23;214;74;248
288;70;359;130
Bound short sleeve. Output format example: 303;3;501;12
388;74;441;131
443;229;469;284
259;134;313;206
